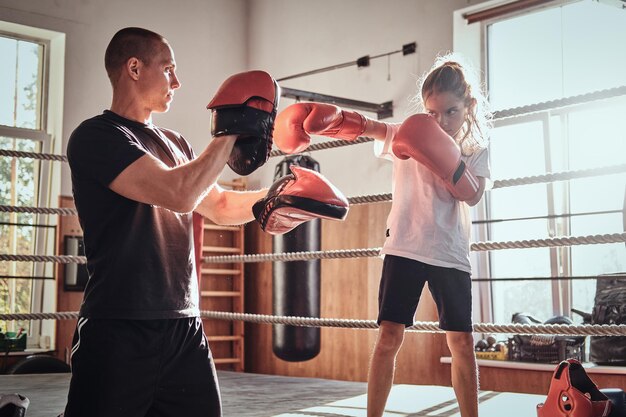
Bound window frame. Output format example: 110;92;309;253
454;0;626;326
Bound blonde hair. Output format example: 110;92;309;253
412;53;492;156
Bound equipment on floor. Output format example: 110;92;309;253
537;358;612;417
590;276;626;366
0;393;29;417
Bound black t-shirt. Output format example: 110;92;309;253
67;110;199;319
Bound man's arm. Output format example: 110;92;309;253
109;70;280;213
109;135;237;213
195;184;268;225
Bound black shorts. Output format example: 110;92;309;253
377;254;473;332
63;317;221;417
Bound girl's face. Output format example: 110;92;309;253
424;90;468;141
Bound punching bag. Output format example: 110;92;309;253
272;154;321;361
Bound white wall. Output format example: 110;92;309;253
1;0;489;197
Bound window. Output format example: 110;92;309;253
0;22;65;348
455;1;626;329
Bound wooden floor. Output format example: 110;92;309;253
0;371;546;417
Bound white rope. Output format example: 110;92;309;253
492;85;626;120
0;254;87;264
203;232;626;264
202;311;626;337
0;312;79;320
491;164;626;189
3;87;624;164
269;136;375;158
0;205;77;216
3;232;623;265
205;248;381;264
0;149;67;162
5;161;610;215
348;193;392;205
469;232;626;251
1;310;624;337
347;164;626;205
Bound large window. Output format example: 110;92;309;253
0;23;64;348
457;0;626;329
0;35;47;335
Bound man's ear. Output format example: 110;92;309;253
127;57;141;81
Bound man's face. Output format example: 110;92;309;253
138;41;181;114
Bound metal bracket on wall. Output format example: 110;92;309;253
280;87;394;120
275;42;416;120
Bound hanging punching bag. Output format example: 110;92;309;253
272;154;321;361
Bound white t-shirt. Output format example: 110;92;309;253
375;123;491;273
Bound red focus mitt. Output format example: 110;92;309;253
252;166;349;235
207;70;280;176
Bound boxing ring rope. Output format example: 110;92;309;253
267;84;626;156
2;86;625;344
1;85;623;164
471;274;626;283
491;84;626;120
203;232;626;264
0;254;87;264
269;135;375;157
1;163;624;215
0;204;78;216
1;232;625;265
0;148;67;162
1;310;625;337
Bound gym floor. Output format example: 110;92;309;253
0;370;545;416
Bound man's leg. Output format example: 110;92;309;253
64;319;161;417
446;331;479;417
367;321;405;417
150;318;222;417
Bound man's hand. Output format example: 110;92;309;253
252;165;349;235
207;70;280;175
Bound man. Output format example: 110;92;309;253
63;27;272;417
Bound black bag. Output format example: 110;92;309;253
590;275;626;366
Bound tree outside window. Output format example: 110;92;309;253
0;35;45;334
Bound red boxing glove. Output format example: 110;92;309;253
392;114;479;202
273;103;367;154
252;165;349;235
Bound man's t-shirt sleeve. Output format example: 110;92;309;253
67;119;147;186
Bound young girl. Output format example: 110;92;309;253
366;55;492;417
273;53;492;417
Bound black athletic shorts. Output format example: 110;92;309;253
63;317;221;417
377;254;473;332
